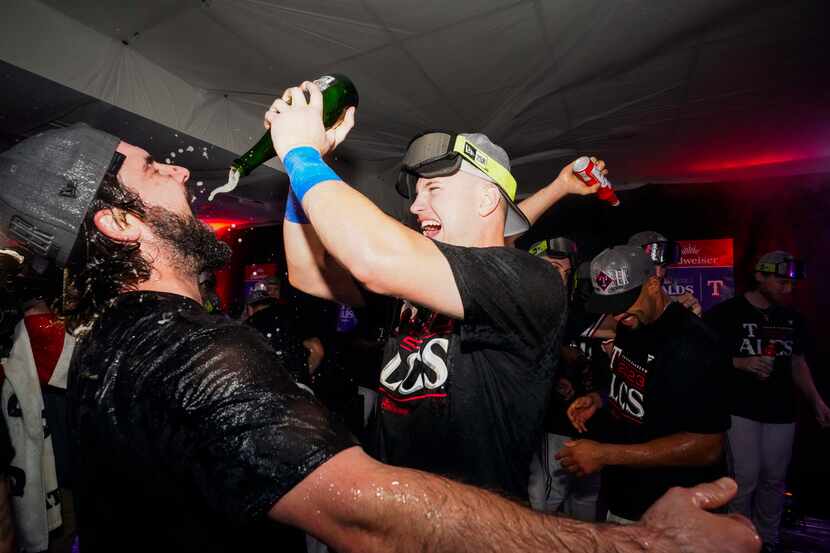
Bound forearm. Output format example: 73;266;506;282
284;220;364;306
602;433;723;469
277;448;654;553
350;468;653;553
301;180;420;294
792;356;823;404
516;180;568;227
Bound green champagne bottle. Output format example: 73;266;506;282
208;74;358;201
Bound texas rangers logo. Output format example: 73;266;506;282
595;271;614;291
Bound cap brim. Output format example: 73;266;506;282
585;285;642;314
499;189;530;237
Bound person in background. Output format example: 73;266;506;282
0;251;19;553
262;275;283;301
197;270;223;314
628;231;701;315
563;246;730;523
584;230;703;346
526;237;601;521
704;251;830;553
1;269;75;553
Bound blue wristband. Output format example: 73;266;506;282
283;146;341;202
284;189;309;224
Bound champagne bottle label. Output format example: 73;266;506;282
314;75;336;90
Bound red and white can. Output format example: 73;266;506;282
573;156;620;206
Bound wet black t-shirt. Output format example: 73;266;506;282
370;243;566;500
603;303;730;520
704;295;807;423
67;292;356;553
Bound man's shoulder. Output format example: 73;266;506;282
80;293;284;405
89;291;268;363
434;243;561;306
436;241;549;268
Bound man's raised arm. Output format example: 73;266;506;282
505;158;604;246
267;83;464;319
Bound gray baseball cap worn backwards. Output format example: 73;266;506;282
0;124;121;267
397;131;530;237
586;245;657;314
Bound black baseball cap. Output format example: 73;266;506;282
586;245;656;314
0;124;121;267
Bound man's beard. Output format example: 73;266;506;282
144;206;232;277
759;285;789;306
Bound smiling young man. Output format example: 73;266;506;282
560;245;730;523
275;79;603;498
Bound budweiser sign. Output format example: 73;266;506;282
672;239;734;268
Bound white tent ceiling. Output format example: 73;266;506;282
1;0;829;224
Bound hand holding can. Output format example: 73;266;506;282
573;156;620;206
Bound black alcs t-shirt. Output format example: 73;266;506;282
704;295;807;423
67;292;356;553
370;243;566;500
603;303;730;520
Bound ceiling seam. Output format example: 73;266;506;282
356;0;471;131
304;0;531;74
123;0;198;44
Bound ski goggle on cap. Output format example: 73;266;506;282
627;231;681;266
397;131;530;237
756;251;805;279
642;241;681;266
529;237;578;260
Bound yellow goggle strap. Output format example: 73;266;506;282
452;135;517;201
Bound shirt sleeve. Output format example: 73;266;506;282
434;242;565;349
143;325;357;525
